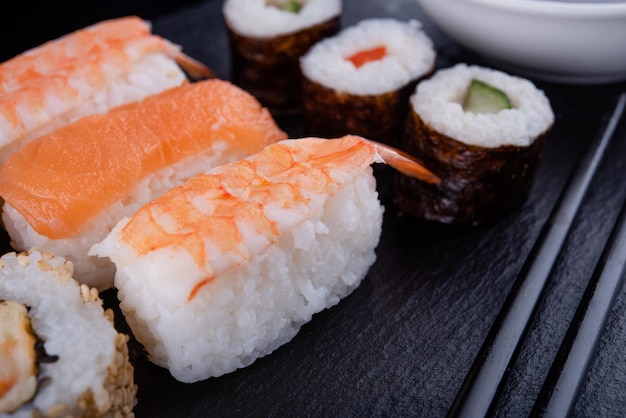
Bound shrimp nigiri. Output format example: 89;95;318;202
91;135;439;383
0;79;287;290
0;16;212;163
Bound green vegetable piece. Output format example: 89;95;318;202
284;0;302;12
266;0;302;13
463;79;512;114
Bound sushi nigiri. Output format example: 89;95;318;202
0;79;287;290
0;16;212;163
91;135;438;383
0;248;136;417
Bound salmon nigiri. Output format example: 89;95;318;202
0;79;287;290
0;16;213;163
91;135;438;383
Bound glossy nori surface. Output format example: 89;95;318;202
393;109;549;225
226;15;340;116
302;75;420;148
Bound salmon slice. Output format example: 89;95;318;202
0;79;287;241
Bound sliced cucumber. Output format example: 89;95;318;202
284;0;302;12
463;79;512;114
266;0;303;13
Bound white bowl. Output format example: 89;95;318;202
416;0;626;84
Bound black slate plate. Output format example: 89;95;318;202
3;1;626;417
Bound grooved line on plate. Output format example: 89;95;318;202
532;148;626;417
447;92;626;418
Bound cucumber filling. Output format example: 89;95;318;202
266;0;305;13
463;79;512;114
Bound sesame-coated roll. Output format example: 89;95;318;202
394;64;554;225
223;0;341;116
300;18;435;146
0;249;136;417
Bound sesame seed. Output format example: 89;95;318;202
17;254;29;267
41;250;55;260
80;284;92;302
46;403;67;417
52;266;72;284
63;260;75;276
37;259;52;272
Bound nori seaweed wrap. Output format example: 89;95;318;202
393;64;554;225
300;18;435;147
223;0;341;116
301;71;418;146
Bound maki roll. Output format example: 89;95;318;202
0;249;136;417
300;18;436;146
223;0;341;116
394;63;554;225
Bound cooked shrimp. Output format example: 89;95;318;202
96;135;438;304
91;135;438;382
0;16;213;162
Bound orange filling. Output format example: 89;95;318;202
0;340;18;398
347;46;387;68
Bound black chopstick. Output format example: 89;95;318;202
531;196;626;418
447;93;626;418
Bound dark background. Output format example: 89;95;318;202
1;0;203;62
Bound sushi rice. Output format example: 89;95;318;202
0;248;136;417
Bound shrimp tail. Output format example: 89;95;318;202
369;140;441;184
174;51;216;80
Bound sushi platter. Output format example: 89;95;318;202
2;0;626;416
